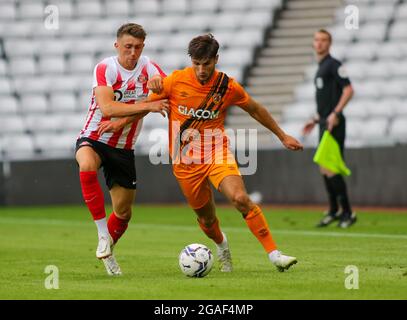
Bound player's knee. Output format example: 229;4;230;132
78;160;99;172
198;216;216;228
115;207;132;221
231;192;251;210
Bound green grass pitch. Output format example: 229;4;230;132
0;205;406;300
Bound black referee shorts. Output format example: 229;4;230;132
319;117;346;156
75;137;137;190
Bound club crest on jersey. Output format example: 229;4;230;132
178;105;220;120
212;93;222;104
137;74;147;84
114;90;123;101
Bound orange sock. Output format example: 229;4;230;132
198;217;224;245
244;205;277;253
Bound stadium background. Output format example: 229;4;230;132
0;0;406;207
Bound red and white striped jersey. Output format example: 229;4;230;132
79;55;165;150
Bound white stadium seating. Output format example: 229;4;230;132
280;0;407;149
0;0;405;159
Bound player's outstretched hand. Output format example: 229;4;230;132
148;99;169;117
97;119;125;136
281;134;303;151
147;75;164;94
302;120;315;136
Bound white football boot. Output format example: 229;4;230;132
101;254;122;276
96;235;112;259
96;235;122;276
269;250;298;272
217;233;233;272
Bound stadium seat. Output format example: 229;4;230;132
18;2;44;20
294;83;315;101
38;56;66;75
189;0;219;13
0;96;19;115
360;118;389;139
75;1;104;18
25;114;65;133
20;94;49;114
1;134;36;158
175;13;213;33
361;4;395;22
389;22;407;40
9;57;36;76
231;29;264;48
105;1;131;17
281;103;315;122
0;116;25;134
34;131;78;156
395;3;407;19
155;51;189;74
0;3;17;21
250;0;282;10
77;91;92;112
68;54;94;74
49;93;77;113
376;43;405;60
344;100;369;119
345;42;378;61
132;0;160;16
218;47;253;68
219;0;250;12
381;80;407;98
13;76;50;94
243;11;274;29
161;0;189;15
364;61;392;79
388;118;407;143
354;22;387;42
37;39;71;57
0;60;7;76
4;39;38;58
0;78;12;95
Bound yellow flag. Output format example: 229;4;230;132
313;131;351;176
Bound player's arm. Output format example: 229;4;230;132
326;84;354;131
241;97;303;151
326;62;353;132
97;111;148;136
95;86;169;118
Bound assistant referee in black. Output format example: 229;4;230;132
302;29;356;228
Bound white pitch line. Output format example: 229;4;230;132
0;217;406;240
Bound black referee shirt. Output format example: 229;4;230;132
314;54;351;119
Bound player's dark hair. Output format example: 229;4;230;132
117;23;146;40
316;29;332;42
188;34;219;60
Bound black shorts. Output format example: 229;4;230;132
319;117;346;156
75;137;137;190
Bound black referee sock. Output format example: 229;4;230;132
323;175;338;214
329;175;353;215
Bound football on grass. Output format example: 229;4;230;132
179;243;214;277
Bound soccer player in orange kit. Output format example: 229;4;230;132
101;34;303;272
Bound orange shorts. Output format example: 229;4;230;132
173;155;241;209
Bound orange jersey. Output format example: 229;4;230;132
149;67;250;164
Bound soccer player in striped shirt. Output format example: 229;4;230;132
75;23;168;275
